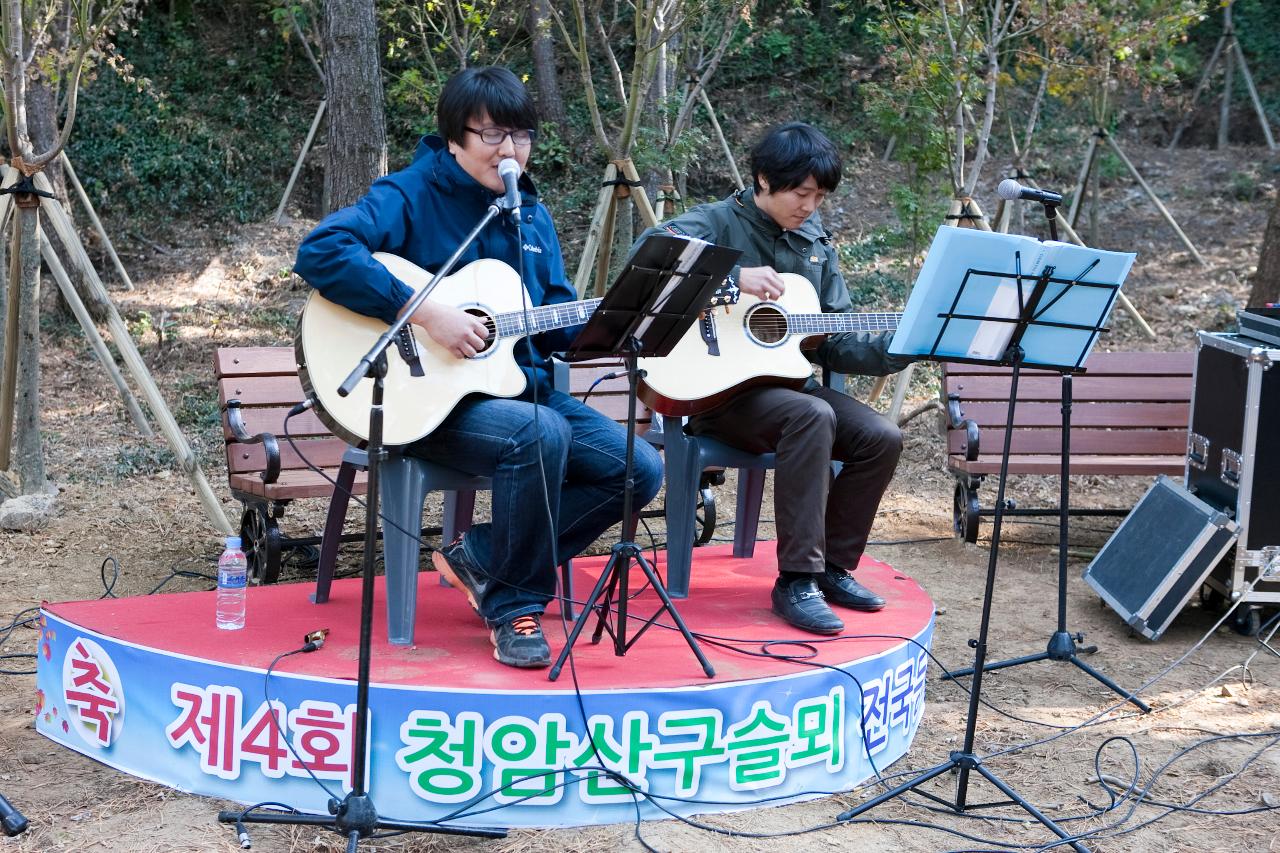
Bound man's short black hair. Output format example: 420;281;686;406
750;122;842;194
437;66;538;146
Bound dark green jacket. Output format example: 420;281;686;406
636;188;912;379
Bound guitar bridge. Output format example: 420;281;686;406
394;326;425;377
698;310;720;356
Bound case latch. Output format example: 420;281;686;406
1220;448;1242;486
1187;433;1210;470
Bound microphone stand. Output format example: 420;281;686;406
220;194;518;850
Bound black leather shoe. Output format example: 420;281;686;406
771;576;844;635
817;567;886;611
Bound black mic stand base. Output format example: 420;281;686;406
0;791;28;837
836;751;1089;853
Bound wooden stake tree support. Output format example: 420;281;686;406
1068;127;1208;268
995;170;1156;340
0;165;233;530
574;158;661;298
1168;0;1277;152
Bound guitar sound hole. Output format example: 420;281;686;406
746;306;789;345
465;308;498;353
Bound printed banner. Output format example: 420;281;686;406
34;610;932;828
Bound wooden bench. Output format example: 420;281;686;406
942;351;1195;542
216;346;389;583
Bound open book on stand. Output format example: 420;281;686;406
889;226;1136;369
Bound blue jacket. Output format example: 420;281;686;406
293;135;579;397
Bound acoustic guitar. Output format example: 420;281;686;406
637;273;900;416
296;253;600;445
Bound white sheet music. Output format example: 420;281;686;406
633;235;710;341
889;227;1136;367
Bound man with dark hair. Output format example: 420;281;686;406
295;66;663;668
634;121;913;635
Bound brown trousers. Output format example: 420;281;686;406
688;384;902;574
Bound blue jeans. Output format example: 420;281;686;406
405;389;664;624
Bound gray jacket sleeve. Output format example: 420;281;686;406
811;243;915;376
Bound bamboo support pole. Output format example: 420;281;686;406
1218;41;1235;150
594;193;619;299
1101;134;1208;267
1169;33;1226;150
887;361;916;424
574;163;619;297
0;170;22;471
699;89;743;191
1067;133;1100;228
1049;203;1156;339
59;153;136;292
1231;38;1277;151
275;98;328;224
617;158;659;228
31;170;232;534
39;233;152;433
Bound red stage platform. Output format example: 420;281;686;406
36;542;935;828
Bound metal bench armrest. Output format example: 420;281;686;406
225;399;281;484
946;392;981;462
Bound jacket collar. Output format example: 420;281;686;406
413;135;539;205
733;186;826;244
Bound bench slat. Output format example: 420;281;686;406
227;437;351;474
215;347;299;378
949;454;1185;476
951;401;1191;429
941;351;1196;376
945;375;1192;402
230;467;369;501
219;375;306;407
222;407;332;441
948;428;1188;456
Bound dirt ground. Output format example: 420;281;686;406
1;143;1279;852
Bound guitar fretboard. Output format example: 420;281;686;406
786;312;902;334
494;298;603;337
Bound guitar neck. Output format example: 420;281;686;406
493;298;603;338
787;312;902;335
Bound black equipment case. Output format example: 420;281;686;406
1084;475;1239;640
1187;331;1280;612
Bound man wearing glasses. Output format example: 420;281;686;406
295;66;663;669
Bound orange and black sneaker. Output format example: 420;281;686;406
489;613;551;668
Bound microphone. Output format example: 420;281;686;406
997;178;1062;206
498;158;521;220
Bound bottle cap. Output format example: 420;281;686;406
225;536;242;549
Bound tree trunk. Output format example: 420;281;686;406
14;206;45;492
526;0;566;128
321;0;387;213
1247;189;1280;310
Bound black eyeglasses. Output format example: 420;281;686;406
465;127;537;146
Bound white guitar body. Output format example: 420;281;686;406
637;273;822;416
297;255;534;446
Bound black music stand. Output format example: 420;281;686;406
838;250;1125;853
547;234;740;682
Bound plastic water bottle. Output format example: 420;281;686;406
216;536;248;630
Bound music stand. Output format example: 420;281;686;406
547;234;740;682
838;234;1130;853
